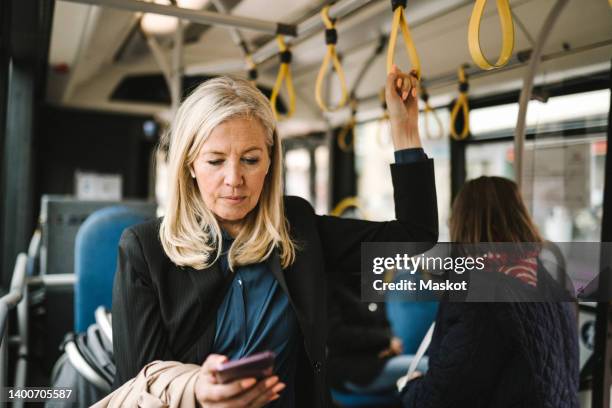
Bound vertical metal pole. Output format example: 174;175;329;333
326;127;334;212
2;61;34;288
170;18;184;116
14;283;28;391
514;0;568;189
592;60;612;408
309;147;316;206
0;319;8;408
0;0;10;281
450;105;466;201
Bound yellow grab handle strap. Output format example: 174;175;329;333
376;88;390;147
338;117;356;152
270;35;296;120
315;6;348;112
337;99;358;151
245;54;257;85
450;66;470;140
386;1;421;78
468;0;515;70
420;85;443;140
331;196;369;219
379;87;389;120
423;104;444;140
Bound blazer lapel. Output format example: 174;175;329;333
186;262;234;322
267;250;291;299
179;261;232;360
184;261;227;307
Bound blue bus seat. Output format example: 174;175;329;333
74;206;151;332
385;300;438;354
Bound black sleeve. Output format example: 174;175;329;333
317;160;438;274
401;304;508;407
111;228;173;388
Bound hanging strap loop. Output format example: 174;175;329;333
331;196;369;219
376;88;391;147
450;66;470;141
279;50;292;64
379;87;389;120
420;82;444;140
468;0;515;70
245;55;258;83
386;0;421;78
337;98;358;152
391;0;407;11
315;6;348;112
270;35;296;120
325;28;338;45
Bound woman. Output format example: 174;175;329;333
112;66;438;407
401;176;579;408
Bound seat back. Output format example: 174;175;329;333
386;301;437;354
74;206;151;332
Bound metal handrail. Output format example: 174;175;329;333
27;274;77;287
27;229;41;259
0;254;28;345
0;253;28;406
0;227;78;405
60;0;295;35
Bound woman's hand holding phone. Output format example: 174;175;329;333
194;354;285;407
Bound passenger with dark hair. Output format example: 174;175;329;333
401;176;579;408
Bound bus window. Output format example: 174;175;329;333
466;88;610;242
314;145;329;214
285;148;312;204
355;108;452;241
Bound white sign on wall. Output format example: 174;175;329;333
75;171;122;201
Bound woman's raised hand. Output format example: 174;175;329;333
385;64;422;150
195;354;285;407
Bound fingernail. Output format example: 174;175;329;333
272;383;286;393
241;378;256;388
412;88;417;97
269;394;280;401
265;376;279;387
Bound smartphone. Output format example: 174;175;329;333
215;351;276;384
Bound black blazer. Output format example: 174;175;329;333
327;282;393;388
112;159;438;407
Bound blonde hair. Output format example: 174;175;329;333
450;176;543;243
159;76;296;270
